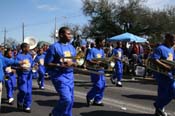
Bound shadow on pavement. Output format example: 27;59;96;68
1;98;8;104
35;99;56;107
75;83;92;88
1;105;19;113
35;99;87;108
80;110;154;116
74;80;91;84
122;94;156;101
73;102;87;108
32;87;41;90
32;90;57;97
74;80;92;89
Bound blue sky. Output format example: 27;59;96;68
0;0;88;43
0;0;175;44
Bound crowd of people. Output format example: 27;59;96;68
0;26;175;116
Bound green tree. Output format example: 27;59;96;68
82;0;175;44
82;0;122;38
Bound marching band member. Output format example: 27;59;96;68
152;33;175;116
16;43;34;113
4;48;17;104
30;50;38;79
110;42;124;87
45;27;76;116
0;46;23;111
86;37;106;106
34;47;45;89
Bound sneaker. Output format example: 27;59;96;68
40;86;45;90
24;107;31;113
110;78;116;84
86;97;93;107
8;98;14;105
93;101;104;106
116;81;122;87
155;108;168;116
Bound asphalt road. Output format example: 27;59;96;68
1;73;175;116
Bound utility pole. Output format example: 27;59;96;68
54;17;57;42
22;22;25;42
4;28;7;48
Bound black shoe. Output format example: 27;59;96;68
17;103;23;111
86;97;93;107
23;107;31;113
110;78;115;84
155;108;168;116
93;101;104;106
37;80;41;86
49;113;53;116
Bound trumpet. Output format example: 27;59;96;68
147;59;175;78
60;57;85;67
75;51;85;66
60;57;85;66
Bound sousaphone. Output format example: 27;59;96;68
24;36;38;49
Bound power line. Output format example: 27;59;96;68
8;25;21;31
25;19;54;27
1;14;86;34
59;14;84;20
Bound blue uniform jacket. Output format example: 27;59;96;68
34;53;45;74
0;53;19;81
45;42;76;81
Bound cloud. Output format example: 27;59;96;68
37;4;58;11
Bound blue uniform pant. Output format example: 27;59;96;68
17;73;32;108
32;71;38;79
51;78;74;116
112;61;123;81
38;70;45;87
87;72;106;102
5;73;16;99
154;74;175;110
